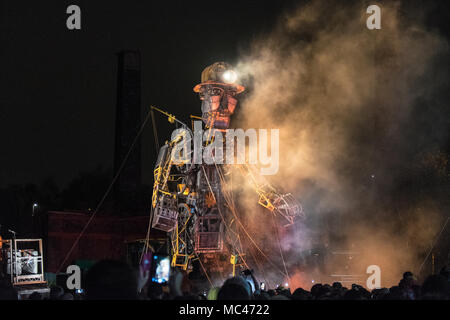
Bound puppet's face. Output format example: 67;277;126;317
199;85;237;129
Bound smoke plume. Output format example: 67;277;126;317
230;0;449;289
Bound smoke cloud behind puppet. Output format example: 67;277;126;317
230;0;450;287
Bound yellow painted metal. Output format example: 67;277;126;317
170;204;194;270
230;253;246;277
151;106;177;125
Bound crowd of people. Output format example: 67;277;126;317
0;260;449;300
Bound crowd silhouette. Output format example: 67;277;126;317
1;259;449;300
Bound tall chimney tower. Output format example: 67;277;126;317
114;51;142;215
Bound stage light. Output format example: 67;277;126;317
32;203;39;216
222;70;237;84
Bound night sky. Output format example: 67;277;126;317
0;0;295;188
1;0;449;190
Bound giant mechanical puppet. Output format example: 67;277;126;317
150;62;305;280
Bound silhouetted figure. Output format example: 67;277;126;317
421;274;450;300
217;277;251;300
85;260;138;300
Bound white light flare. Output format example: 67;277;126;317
222;70;238;84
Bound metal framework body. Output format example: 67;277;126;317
149;63;304;276
150;114;304;275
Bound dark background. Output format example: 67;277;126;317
0;0;289;189
0;0;305;236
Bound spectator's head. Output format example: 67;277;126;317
173;294;200;300
400;271;416;289
343;288;366;300
386;285;411;300
271;294;290;300
398;278;408;289
147;282;163;300
0;281;17;300
61;293;74;300
421;274;450;300
28;291;42;300
310;283;323;298
439;266;450;282
371;288;389;300
206;287;220;300
50;285;64;300
403;271;414;280
317;286;333;299
217;277;251;300
267;289;276;297
253;292;270;300
217;283;251;300
292;288;311;300
412;284;421;298
85;260;138;300
226;277;252;295
332;282;343;289
280;289;292;297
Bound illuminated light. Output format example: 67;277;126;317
312;280;315;283
285;283;289;287
33;203;38;207
222;70;238;84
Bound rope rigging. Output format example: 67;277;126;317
57;106;154;273
145;104;302;286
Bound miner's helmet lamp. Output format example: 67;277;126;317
193;62;245;94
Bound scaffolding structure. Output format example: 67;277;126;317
146;62;305;284
3;239;46;286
